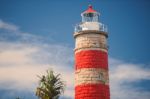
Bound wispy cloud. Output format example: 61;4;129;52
109;58;150;99
0;20;19;31
0;19;52;45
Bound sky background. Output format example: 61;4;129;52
0;0;150;99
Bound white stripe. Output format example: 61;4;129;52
75;33;107;52
75;68;109;86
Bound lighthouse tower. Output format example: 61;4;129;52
74;5;110;99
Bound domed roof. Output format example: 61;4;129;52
83;5;97;13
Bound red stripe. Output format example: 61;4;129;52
75;84;110;99
75;50;108;70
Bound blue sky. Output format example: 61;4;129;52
0;0;150;99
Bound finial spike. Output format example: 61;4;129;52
88;4;93;9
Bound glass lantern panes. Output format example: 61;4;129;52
82;13;99;22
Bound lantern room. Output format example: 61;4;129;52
81;5;100;22
75;5;107;33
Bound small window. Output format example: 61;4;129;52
99;73;104;80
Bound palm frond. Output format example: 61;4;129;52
35;69;65;99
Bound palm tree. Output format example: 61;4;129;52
16;97;21;99
35;69;65;99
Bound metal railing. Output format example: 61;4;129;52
75;22;108;33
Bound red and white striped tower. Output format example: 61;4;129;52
74;5;110;99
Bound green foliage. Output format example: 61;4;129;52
16;97;21;99
35;69;65;99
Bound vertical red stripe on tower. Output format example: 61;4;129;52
75;50;108;70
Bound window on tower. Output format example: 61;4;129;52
99;72;104;81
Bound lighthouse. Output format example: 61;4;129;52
74;5;110;99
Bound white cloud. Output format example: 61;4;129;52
0;43;38;66
0;41;74;98
0;20;19;31
0;19;51;45
109;58;150;99
111;64;150;82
